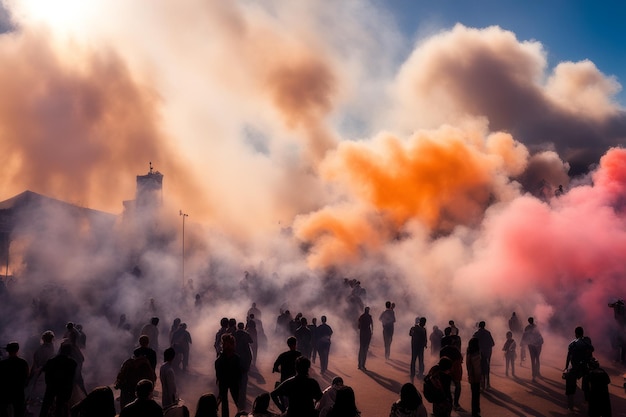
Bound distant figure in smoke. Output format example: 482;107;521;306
272;337;301;383
564;326;594;411
521;317;543;382
119;379;162;417
195;294;203;310
140;317;160;354
39;343;77;417
115;348;157;409
466;337;482;417
215;333;241;417
276;310;292;337
448;320;459;336
245;315;259;366
0;342;29;417
555;184;565;197
248;302;262;320
472;321;495;390
316;316;333;374
134;335;157;371
440;332;463;411
441;326;462;351
171;323;192;372
429;326;443;357
215;318;229;355
234;322;253;410
308;318;318;364
290;313;303;336
61;326;87;396
75;324;86;349
70;385;116;417
508;312;524;364
160;347;178;409
583;358;612;417
118;314;128;329
379;301;396;360
502;331;516;377
31;330;55;380
271;357;322;417
409;317;428;381
357;307;373;371
316;377;343;417
295;318;312;360
389;382;427;417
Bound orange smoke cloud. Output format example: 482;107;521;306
294;124;528;268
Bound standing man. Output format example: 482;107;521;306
473;321;495;390
234;322;253;410
273;337;301;383
409;317;428;381
159;347;178;409
140;317;160;354
0;342;29;417
316;316;333;374
271;357;323;417
521;317;544;382
39;344;77;417
357;307;373;371
379;301;396;360
564;326;594;411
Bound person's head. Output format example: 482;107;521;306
321;315;327;323
331;376;344;388
312;317;317;325
433;325;439;331
151;317;159;326
385;301;391;309
528;317;534;325
364;307;370;314
139;335;150;347
5;341;19;355
512;312;517;317
478;321;486;329
251;302;257;308
399;383;422;410
287;336;297;349
220;317;229;328
135;379;154;400
295;356;311;376
75;324;83;332
575;326;584;338
251;392;271;413
467;337;480;354
82;386;116;417
332;386;358;415
438;356;452;373
164;347;176;362
419;317;427;326
444;327;451;336
300;317;308;326
180;323;187;330
195;393;218;417
173;318;181;327
506;331;513;339
228;318;236;328
42;330;55;343
449;320;455;326
237;322;244;330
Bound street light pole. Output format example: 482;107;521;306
179;210;188;289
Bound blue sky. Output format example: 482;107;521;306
379;0;626;105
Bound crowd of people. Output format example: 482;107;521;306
0;297;616;417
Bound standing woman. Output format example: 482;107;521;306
466;337;482;417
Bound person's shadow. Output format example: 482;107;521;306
362;369;403;393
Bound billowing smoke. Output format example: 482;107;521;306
0;0;625;406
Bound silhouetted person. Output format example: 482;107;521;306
441;326;461;352
271;357;322;417
308;318;318;364
379;301;396;360
245;315;258;366
429;326;443;357
70;386;116;417
521;317;543;382
61;324;87;396
234;322;253;410
170;318;182;344
115;348;157;409
431;357;453;417
249;392;279;417
357;307;373;370
215;317;229;355
389;382;427;417
160;347;178;409
75;324;86;349
317;377;343;417
248;303;262;320
272;336;301;383
466;337;481;417
502;331;516;377
472;321;494;389
326;386;360;417
316;315;333;374
295;318;312;360
440;337;463;410
508;312;524;364
172;322;192;372
194;393;218;417
119;379;163;417
0;342;29;417
448;320;459;336
30;330;55;382
409;317;428;381
39;343;77;417
583;358;612;417
564;326;594;410
140;317;160;353
134;335;157;370
215;333;241;417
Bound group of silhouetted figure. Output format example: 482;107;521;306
0;298;616;417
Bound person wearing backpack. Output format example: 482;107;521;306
466;337;482;417
424;357;453;417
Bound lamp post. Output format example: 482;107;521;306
179;210;188;288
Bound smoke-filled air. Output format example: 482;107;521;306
1;0;625;411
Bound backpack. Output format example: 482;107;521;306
422;366;445;403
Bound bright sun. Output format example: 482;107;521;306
13;0;95;32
